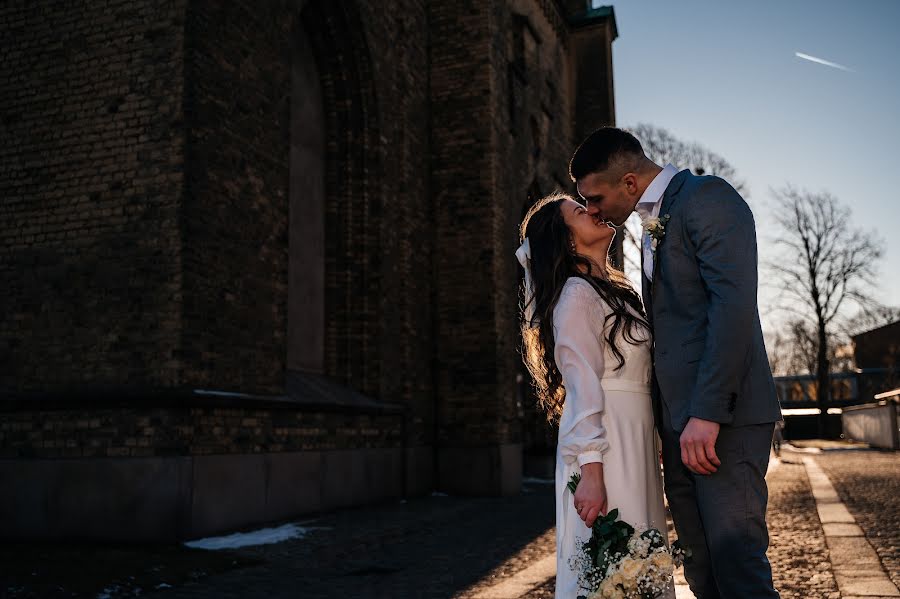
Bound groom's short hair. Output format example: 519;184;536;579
569;127;645;182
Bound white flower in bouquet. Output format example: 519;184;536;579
598;577;626;599
626;528;652;559
619;557;643;585
567;473;689;599
650;551;673;572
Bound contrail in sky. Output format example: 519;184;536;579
795;51;854;72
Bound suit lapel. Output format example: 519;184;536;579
651;169;691;296
641;251;653;325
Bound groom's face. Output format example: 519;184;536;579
577;171;639;227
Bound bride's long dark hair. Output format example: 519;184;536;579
519;192;650;422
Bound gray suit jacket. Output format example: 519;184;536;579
642;169;782;432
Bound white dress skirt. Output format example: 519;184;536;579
552;277;674;599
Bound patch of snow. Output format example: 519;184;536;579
184;523;329;551
784;444;822;454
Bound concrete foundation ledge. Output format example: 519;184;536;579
0;447;403;542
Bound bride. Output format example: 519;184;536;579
517;192;673;598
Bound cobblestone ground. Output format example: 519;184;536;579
767;451;840;599
815;448;900;591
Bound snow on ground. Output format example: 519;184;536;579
184;522;330;551
783;443;822;454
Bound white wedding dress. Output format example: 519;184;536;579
553;277;673;599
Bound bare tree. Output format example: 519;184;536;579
768;186;885;434
767;319;852;377
631;123;748;196
843;305;900;337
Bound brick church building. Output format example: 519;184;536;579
0;0;618;540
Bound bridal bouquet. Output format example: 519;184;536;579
567;473;689;599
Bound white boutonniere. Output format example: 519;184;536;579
641;214;671;252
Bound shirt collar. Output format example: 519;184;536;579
635;163;679;219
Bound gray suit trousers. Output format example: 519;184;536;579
660;401;780;598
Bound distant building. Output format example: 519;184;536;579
853;320;900;376
0;1;618;540
774;320;900;439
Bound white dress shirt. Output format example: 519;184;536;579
634;164;679;281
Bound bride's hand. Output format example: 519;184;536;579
573;462;607;528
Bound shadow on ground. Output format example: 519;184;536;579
2;484;556;599
1;542;263;598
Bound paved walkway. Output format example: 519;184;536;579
803;456;899;598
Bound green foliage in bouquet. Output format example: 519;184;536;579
567;473;636;575
568;472;694;599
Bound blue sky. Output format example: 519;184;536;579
603;0;900;331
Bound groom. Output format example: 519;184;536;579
569;127;782;599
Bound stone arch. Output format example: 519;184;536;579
289;0;383;397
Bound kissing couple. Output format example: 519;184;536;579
517;127;782;598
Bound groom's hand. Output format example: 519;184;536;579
680;417;721;475
574;462;608;528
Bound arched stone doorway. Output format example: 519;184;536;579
288;0;383;398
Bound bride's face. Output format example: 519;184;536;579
561;199;615;253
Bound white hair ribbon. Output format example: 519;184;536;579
515;237;538;327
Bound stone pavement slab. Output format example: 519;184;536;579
817;502;857;523
816;448;900;592
804;456;900;598
823;523;865;537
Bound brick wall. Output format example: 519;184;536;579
0;0;615;471
0;0;187;391
429;0;503;445
853;321;900;371
353;0;433;446
429;0;583;448
179;0;435;444
0;405;402;459
179;1;291;394
492;0;581;448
